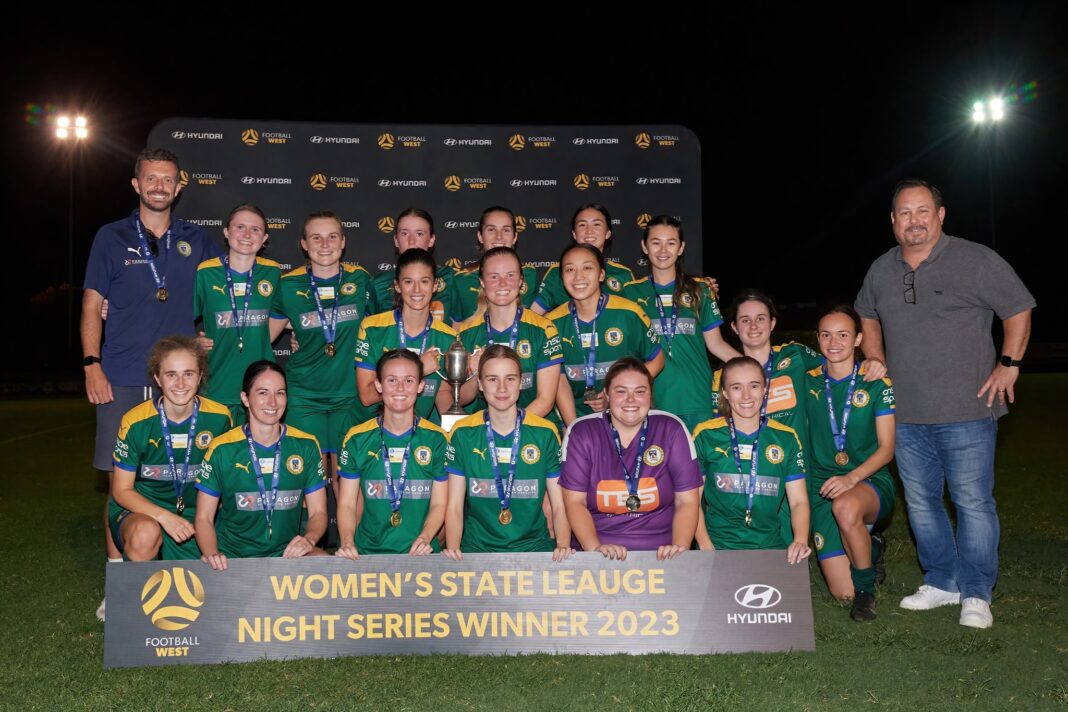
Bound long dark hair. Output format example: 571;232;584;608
642;215;702;314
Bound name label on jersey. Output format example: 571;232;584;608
658;294;673;307
736;444;753;461
259;457;275;474
387;447;407;463
170;433;189;450
233;281;248;297
317;286;335;300
579;332;598;349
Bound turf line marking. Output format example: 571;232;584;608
0;420;95;445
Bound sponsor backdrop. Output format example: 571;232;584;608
104;550;814;667
151;120;700;283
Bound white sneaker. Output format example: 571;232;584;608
95;598;106;622
899;584;960;610
960;598;993;629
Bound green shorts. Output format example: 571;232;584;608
286;396;358;454
107;498;201;561
811;470;895;561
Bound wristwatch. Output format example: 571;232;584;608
83;355;102;366
999;355;1022;368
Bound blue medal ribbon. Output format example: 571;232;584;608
306;265;342;349
823;362;859;454
727;414;764;526
606;412;649;501
569;293;608;390
379;416;419;515
133;214;171;297
485;409;524;515
484;305;523;349
157;397;199;514
223;257;254;351
395;309;432;354
653;284;678;354
758;351;775;421
245;424;284;539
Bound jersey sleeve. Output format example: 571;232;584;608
431;431;448;482
83;228;115;296
193;269;206;323
444;428;465;478
195;443;223;497
785;432;806;480
303;439;328;494
539;321;563;369
558;422;592;493
854;265;879;320
666;419;702;492
633;309;661;362
112;414;141;471
699;285;724;331
542;425;561;478
977;248;1037;319
338;430;362;479
533;268;564;312
875;378;895;417
270;278;288;320
354;318;375;371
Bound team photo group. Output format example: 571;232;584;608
84;148;1034;633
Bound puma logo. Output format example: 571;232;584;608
235;462;250;474
148;438;161;449
472;447;487;460
714;446;731;458
636;297;649;306
561;336;574;347
126;246;143;256
809;389;821;400
212;285;227;295
367;450;381;460
296;289;311;299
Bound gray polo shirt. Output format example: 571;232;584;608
855;234;1035;424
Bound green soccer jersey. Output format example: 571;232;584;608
803;363;895;483
450;264;539;322
338;417;448;554
271;263;372;401
457;307;563;412
711;342;824;439
195;425;326;558
445;410;561;553
692;417;806;550
533;259;635;313
355;310;458;421
194;257;281;408
623;277;723;422
547;294;660;418
369;264;456;320
111;397;233;557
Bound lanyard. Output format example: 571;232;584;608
307;265;342;348
245;424;284;538
727;415;764;526
653;285;678;353
133;214;171;298
223;257;254;351
380;417;419;514
157;397;199;514
395;309;432;354
485;409;524;513
824;362;860;455
484;306;523;349
606;412;649;499
569;293;608;389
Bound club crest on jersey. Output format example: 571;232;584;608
195;431;213;449
414;446;433;466
679;292;694;308
434;277;446;294
176;240;192;257
605;327;624;346
852;390;870;407
777;357;791;371
340;282;357;296
642;445;664;467
814;532;825;551
516;340;532;358
606;277;622;292
521;444;540;464
765;444;785;464
286;455;304;474
520;280;529;295
257;280;273;297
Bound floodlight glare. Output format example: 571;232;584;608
57;115;71;128
56;127;69;139
74;116;87;128
972;106;986;123
75;127;88;139
990;97;1005;121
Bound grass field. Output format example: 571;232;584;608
1;375;1066;711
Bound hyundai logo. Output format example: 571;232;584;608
241;176;255;185
443;138;457;146
734;584;782;609
444;221;459;229
378;179;391;187
572;138;585;145
510;179;523;187
378;263;393;271
636;177;649;185
309;135;324;143
171;131;186;139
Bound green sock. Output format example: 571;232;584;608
852;565;876;593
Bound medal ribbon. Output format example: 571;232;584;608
395;309;432;354
569;293;607;390
245;424;284;536
727;414;764;521
485;409;524;512
133;214;170;296
484;305;523;349
379;417;418;514
223;257;254;347
307;265;342;348
157;396;200;508
653;285;678;352
606;412;649;498
824;362;859;454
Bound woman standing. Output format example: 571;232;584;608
194;203;281;423
623;216;739;430
369;208;455;320
804;306;896;622
443;345;572;559
692;356;811;563
559;358;701;560
336;350;449;557
546;244;663;426
450;206;539;323
194;361;328;569
110;336;232;561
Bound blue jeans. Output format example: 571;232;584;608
895;417;999;602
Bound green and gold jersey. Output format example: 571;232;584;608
692;417;805;550
803;363;895;483
533;259;635;313
369;264;456;321
456;307;563;412
445;410;560;553
450;264;539;323
194;257;281;408
338;417;448;554
354;310;458;421
623;277;723;422
195;425;326;558
546;294;660;418
711;342;824;439
271;263;372;401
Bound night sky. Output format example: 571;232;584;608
3;5;1064;374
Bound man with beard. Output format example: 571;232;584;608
82;148;220;620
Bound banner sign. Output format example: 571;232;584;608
104;551;814;667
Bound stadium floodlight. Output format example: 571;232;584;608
972;98;1006;123
56;114;89;140
972;101;986;123
989;97;1005;121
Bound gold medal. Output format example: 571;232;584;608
238;339;244;353
583;386;598;402
835;451;850;466
325;343;337;357
745;510;752;527
498;509;512;525
626;494;641;512
175;497;184;515
156;287;168;302
390;511;402;528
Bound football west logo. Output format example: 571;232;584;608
241;129;259;146
309;174;328;191
141;568;205;631
378;217;396;234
